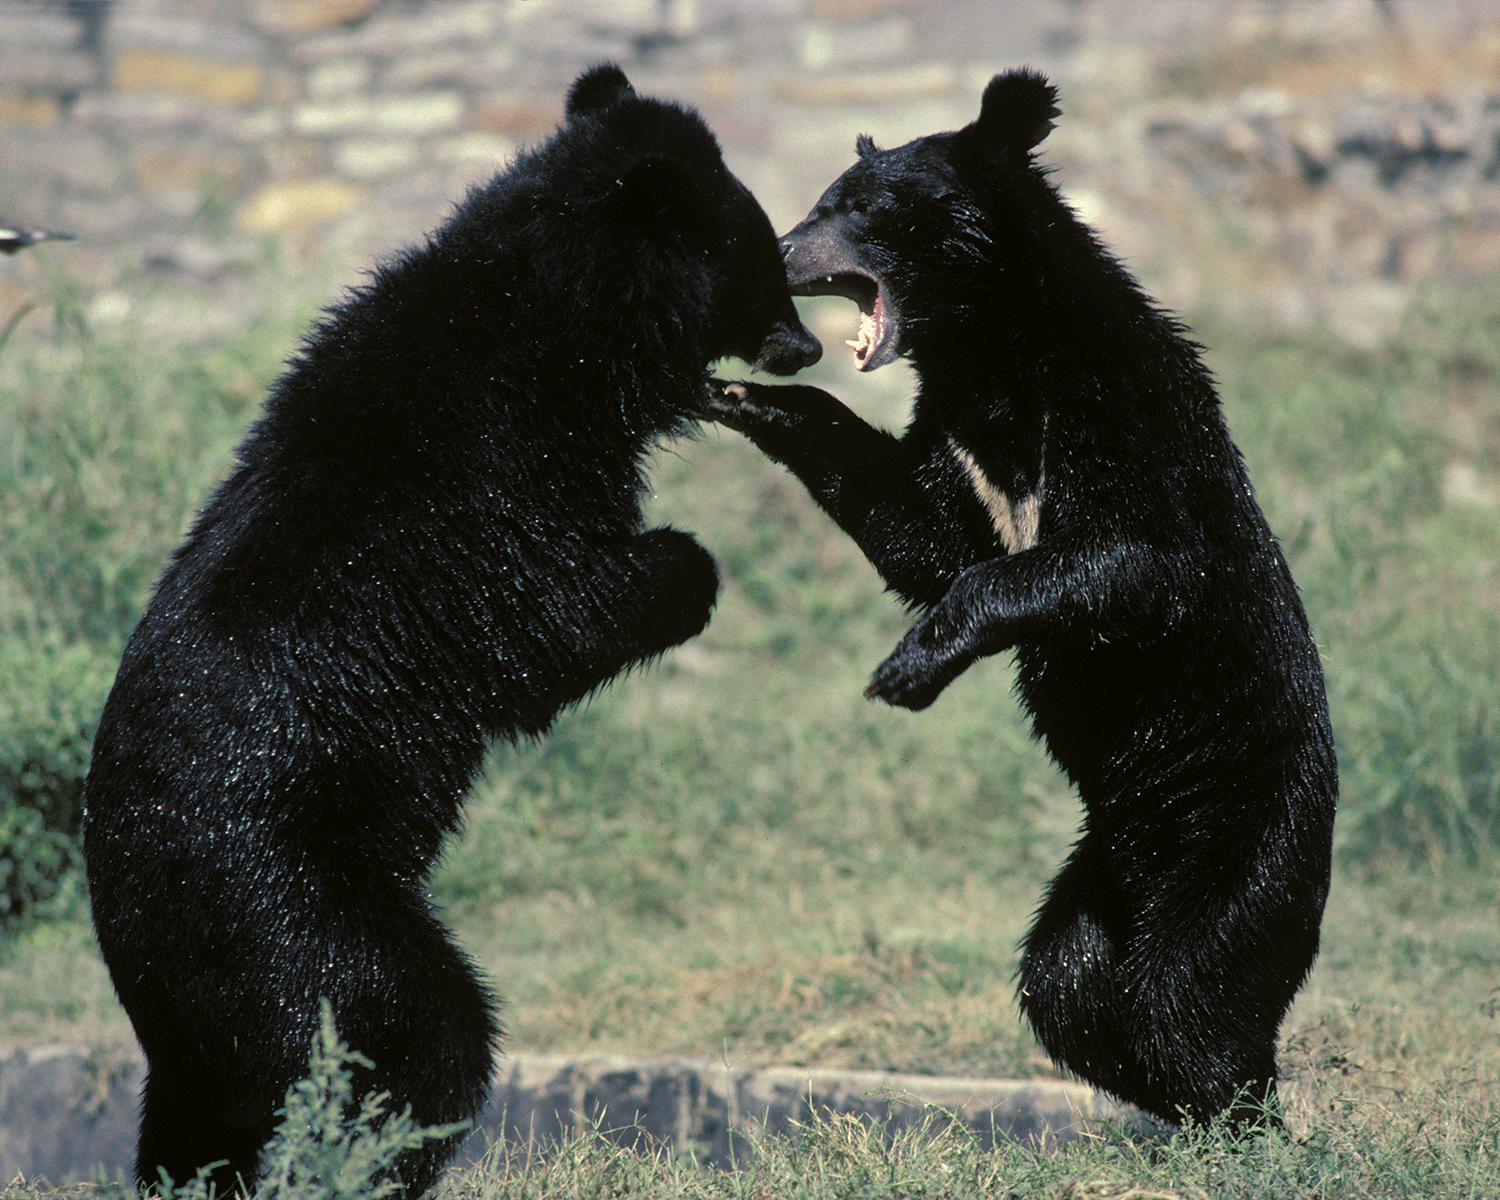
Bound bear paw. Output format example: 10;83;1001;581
630;527;720;653
864;615;972;711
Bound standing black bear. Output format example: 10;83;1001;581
82;64;818;1195
711;69;1337;1129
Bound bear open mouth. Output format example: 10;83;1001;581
790;271;900;372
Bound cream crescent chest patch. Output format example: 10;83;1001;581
948;438;1040;554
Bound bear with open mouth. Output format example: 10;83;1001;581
711;68;1337;1131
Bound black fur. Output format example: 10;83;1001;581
82;63;817;1196
710;68;1336;1129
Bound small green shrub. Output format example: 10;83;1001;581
0;805;77;923
0;637;116;920
255;1002;468;1200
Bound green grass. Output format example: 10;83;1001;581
0;266;316;925
0;269;1497;1197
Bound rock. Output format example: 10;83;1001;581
236;177;366;234
0;1045;1139;1184
0;1045;141;1187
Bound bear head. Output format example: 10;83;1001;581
778;68;1062;371
562;64;821;377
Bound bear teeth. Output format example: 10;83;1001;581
848;304;885;369
846;309;877;363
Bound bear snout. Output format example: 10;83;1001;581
752;310;822;375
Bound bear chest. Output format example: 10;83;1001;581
947;437;1041;554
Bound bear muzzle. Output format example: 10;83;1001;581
780;222;901;373
751;307;822;375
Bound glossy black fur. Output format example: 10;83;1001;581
711;69;1337;1128
82;64;817;1196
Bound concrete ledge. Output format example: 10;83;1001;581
0;1045;142;1185
0;1045;1137;1184
467;1055;1137;1168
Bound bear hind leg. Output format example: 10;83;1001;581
1016;843;1140;1107
1018;839;1283;1129
332;904;499;1196
136;1065;273;1195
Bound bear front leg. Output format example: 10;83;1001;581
866;556;1027;709
707;380;890;509
710;380;996;609
868;535;1185;709
619;526;721;659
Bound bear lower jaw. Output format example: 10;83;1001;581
851;282;899;371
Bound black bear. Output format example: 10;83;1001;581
711;69;1337;1129
82;63;818;1196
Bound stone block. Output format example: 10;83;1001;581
462;1054;1134;1169
578;1059;688;1151
811;0;919;16
798;16;914;71
289;96;377;136
110;3;264;57
0;91;61;129
383;44;516;92
261;135;328;178
0;7;79;51
2;1045;1138;1183
252;0;379;36
133;141;253;193
292;1;500;60
0;7;92;98
370;92;467;136
733;1066;1124;1150
56;192;151;241
236;176;366;233
114;48;264;106
472;101;559;138
220;107;285;144
306;56;372;100
773;63;956;105
0;1045;141;1186
4;127;123;194
291;92;464;137
433;132;517;170
382;1;502;48
73;91;207;134
333;138;419;179
0;47;97;93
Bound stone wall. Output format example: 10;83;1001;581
4;0;1500;347
2;3;1498;1179
1;0;627;271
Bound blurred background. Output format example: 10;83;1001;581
4;0;1500;352
0;0;1496;1171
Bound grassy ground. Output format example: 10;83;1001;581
0;268;1497;1197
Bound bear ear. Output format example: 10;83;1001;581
963;68;1060;157
566;62;635;122
855;133;879;159
614;154;705;231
